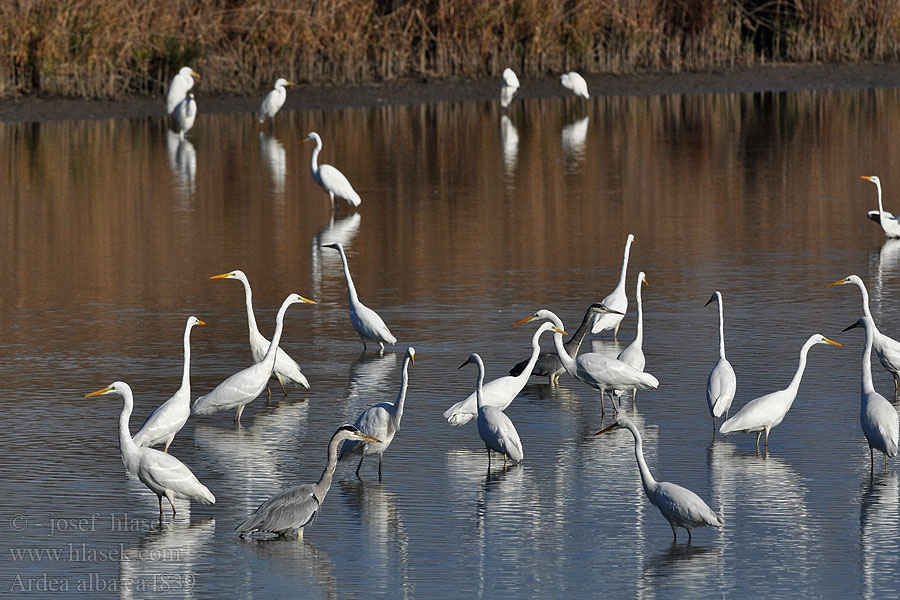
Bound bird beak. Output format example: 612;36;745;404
861;175;873;181
823;337;843;347
196;319;207;326
595;423;618;436
825;278;849;287
553;327;568;335
843;322;861;332
298;297;317;304
458;358;471;369
704;294;715;307
360;435;381;443
287;81;297;87
591;303;624;315
410;355;415;366
642;277;649;287
191;70;201;79
85;386;112;398
209;272;233;280
512;315;537;327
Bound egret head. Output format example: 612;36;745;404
513;309;561;327
813;335;842;348
304;132;321;144
187;316;207;328
284;293;317;306
179;66;200;79
637;271;648;286
458;353;483;370
842;316;871;333
275;78;296;88
595;416;634;436
406;346;416;366
826;274;863;288
861;175;881;187
322;242;343;253
85;381;130;398
704;291;721;307
210;269;247;282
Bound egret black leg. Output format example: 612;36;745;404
378;455;383;481
356;455;364;478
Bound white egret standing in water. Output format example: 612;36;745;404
509;306;595;385
720;334;842;450
173;93;197;139
237;425;379;538
705;291;736;432
305;132;361;209
132;316;206;452
210;270;313;397
592;234;634;337
500;68;520;108
258;78;296;124
324;242;396;351
828;275;900;401
843;317;899;473
596;417;723;542
340;347;415;479
861;176;900;238
193;294;316;424
560;71;589;99
616;272;648;404
166;67;200;115
87;382;215;520
460;353;524;468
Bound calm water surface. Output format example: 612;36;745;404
2;89;900;598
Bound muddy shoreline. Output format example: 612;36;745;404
2;63;899;123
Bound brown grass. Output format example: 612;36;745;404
1;0;900;99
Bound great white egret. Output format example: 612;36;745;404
705;291;736;431
339;347;415;479
827;275;900;401
843;317;899;473
210;270;313;397
444;321;564;425
192;293;316;425
592;234;634;337
166;67;200;115
509;305;595;385
596;417;723;541
720;334;842;450
132;316;206;452
520;306;658;413
324;242;396;351
236;425;379;538
304;132;361;209
616;272;648;403
861;176;900;238
459;353;524;468
560;71;589;99
173;93;196;140
500;68;520;108
259;78;296;124
86;382;215;520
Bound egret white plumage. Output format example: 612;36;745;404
517;305;658;414
616;271;648;403
560;71;589;99
86;382;215;520
861;176;900;238
236;425;379;538
828;275;900;401
843;316;899;473
166;67;200;115
509;305;595;385
596;417;723;541
258;78;296;124
443;321;564;425
173;93;197;139
305;131;361;209
719;334;841;450
132;316;206;452
210;270;313;397
324;242;396;351
500;68;520;108
592;233;634;337
460;353;524;468
192;293;316;425
339;347;415;479
705;291;736;431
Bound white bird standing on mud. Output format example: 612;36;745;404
500;68;520;108
560;71;589;99
166;67;200;115
259;78;296;124
305;131;361;209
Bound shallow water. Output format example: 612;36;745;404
2;88;900;598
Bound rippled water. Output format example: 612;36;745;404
2;88;900;598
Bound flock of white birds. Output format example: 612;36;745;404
88;66;900;541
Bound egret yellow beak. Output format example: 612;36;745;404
209;272;233;280
85;386;113;398
826;278;849;287
512;315;537;327
298;297;317;305
191;70;201;79
643;277;649;287
196;319;207;326
554;327;568;335
595;423;618;436
823;338;842;347
861;175;873;181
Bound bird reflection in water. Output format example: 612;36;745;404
860;471;899;600
499;115;519;180
239;534;338;600
561;116;589;166
347;350;397;405
258;132;287;198
165;130;196;201
310;213;362;303
639;542;724;595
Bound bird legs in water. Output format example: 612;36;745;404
755;429;770;453
894;375;899;403
356;455;365;478
871;447;890;475
355;454;384;480
157;493;177;522
669;522;693;543
600;391;620;415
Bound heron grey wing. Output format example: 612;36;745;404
236;483;318;534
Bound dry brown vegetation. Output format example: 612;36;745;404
2;0;900;99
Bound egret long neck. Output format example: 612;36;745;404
335;247;360;304
854;279;874;321
552;329;578;375
239;277;261;340
314;432;344;503
515;327;546;382
862;321;876;396
787;338;815;395
393;355;411;426
716;295;726;359
118;389;141;474
310;137;322;176
877;179;886;217
624;421;657;497
263;300;292;367
474;356;487;411
179;322;193;393
634;280;644;346
615;238;633;293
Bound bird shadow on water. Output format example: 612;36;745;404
639;542;724;591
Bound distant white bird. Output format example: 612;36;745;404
460;353;524;468
861;176;900;238
258;78;296;124
828;275;900;401
166;67;200;115
705;291;736;431
444;321;564;425
519;305;658;413
324;242;396;351
844;316;899;473
172;92;197;139
339;347;415;479
720;334;842;450
560;71;589;99
305;131;361;209
592;233;635;337
210;270;313;397
87;382;215;520
236;424;379;538
616;271;648;403
500;68;520;108
132;316;205;452
596;417;723;541
192;293;316;424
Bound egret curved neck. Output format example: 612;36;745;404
310;138;322;175
394;356;411;425
787;339;815;394
853;279;874;321
118;392;141;472
615;238;633;291
334;247;360;304
180;323;193;391
239;278;261;340
552;330;578;375
624;422;657;497
634;281;644;345
862;322;876;396
716;296;726;359
876;179;885;216
263;300;292;366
